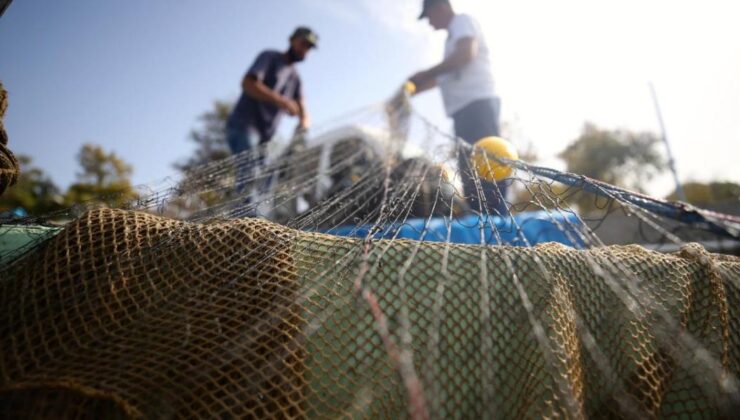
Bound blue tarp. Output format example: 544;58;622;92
326;210;585;247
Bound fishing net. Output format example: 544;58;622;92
0;86;738;418
0;81;19;196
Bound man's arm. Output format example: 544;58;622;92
410;76;437;95
296;98;310;130
409;37;478;92
243;75;299;116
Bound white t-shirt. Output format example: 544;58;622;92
437;14;496;116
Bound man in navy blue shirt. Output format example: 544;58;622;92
226;27;317;193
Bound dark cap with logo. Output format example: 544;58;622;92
418;0;450;19
291;26;319;49
0;0;14;19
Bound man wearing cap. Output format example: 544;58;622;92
226;26;318;195
409;0;508;216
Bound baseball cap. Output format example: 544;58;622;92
291;26;319;49
0;0;13;19
418;0;449;19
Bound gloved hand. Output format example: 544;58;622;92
288;126;308;153
403;81;417;96
294;125;309;137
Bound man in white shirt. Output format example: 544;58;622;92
409;0;508;216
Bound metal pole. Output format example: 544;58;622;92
649;82;686;201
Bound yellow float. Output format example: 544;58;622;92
471;136;518;181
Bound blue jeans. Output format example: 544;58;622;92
452;97;510;217
226;125;267;195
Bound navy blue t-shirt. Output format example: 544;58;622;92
227;50;303;140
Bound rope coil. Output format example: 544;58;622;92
0;81;19;196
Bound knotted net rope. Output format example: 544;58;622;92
0;87;738;419
0;81;20;197
1;208;737;418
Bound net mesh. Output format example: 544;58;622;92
0;81;19;196
1;208;737;418
0;87;738;419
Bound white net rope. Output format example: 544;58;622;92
0;87;738;419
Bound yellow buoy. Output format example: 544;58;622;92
404;81;417;96
471;136;519;181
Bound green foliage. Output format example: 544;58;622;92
667;181;740;206
559;123;666;191
64;144;138;209
75;144;132;186
175;101;232;173
1;144;139;216
557;123;666;213
170;101;234;213
0;155;63;214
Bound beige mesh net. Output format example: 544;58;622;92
1;208;737;418
0;81;19;196
1;80;738;418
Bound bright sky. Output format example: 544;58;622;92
1;0;738;197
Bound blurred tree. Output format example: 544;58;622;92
64;144;138;208
76;144;132;187
0;155;63;215
169;101;234;215
558;123;666;213
666;181;740;206
559;123;666;190
174;101;232;174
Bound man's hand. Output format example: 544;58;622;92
294;123;309;137
245;76;300;116
278;98;300;116
408;70;438;95
407;37;478;96
296;98;310;129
